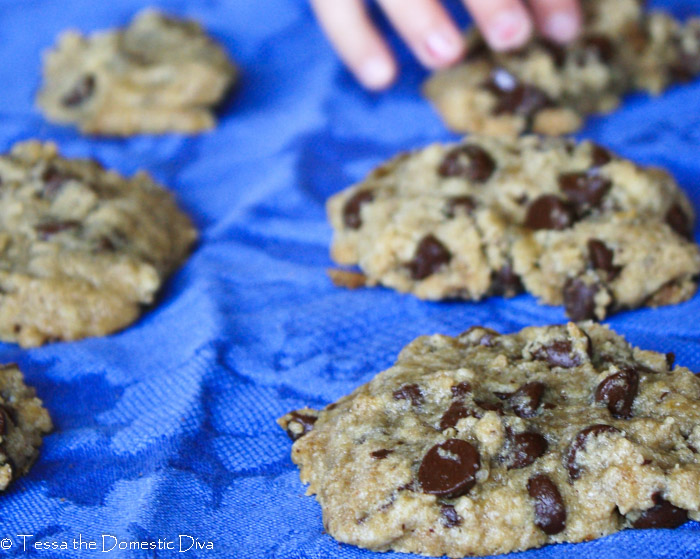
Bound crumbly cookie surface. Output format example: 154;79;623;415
0;364;52;491
424;0;700;135
327;135;700;320
0;141;197;347
280;322;700;557
37;9;237;136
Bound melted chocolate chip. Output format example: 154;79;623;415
538;39;567;67
533;340;581;368
590;144;613;168
444;196;476;218
41;166;71;197
451;382;472;398
371;449;393;460
559;173;611;210
35;220;80;240
524;195;575;230
408;235;452;280
507;432;548;469
632;493;688;529
438;145;496;182
475;400;503;414
528;474;567;535
440;401;471;431
595;366;639;419
393;384;424;406
510;382;545;419
342;190;374;229
491;265;523;297
61;74;96;107
588;239;621;280
462;326;500;347
484;69;553;119
440;504;462;528
563;277;601;321
418;439;481;498
665;204;693;239
578;35;615;63
284;412;317;441
666;352;675;369
566;424;620;480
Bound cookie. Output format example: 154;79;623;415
280;322;700;557
327;135;700;320
0;364;52;491
37;9;237;135
0;141;197;347
424;0;700;135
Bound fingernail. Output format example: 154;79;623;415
358;57;394;90
485;11;532;50
425;29;463;63
544;11;579;43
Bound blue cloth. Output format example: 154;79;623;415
0;0;698;557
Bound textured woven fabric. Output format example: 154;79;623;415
0;0;698;557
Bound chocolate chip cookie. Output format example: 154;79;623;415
280;322;700;556
37;9;237;135
327;135;700;320
424;0;700;135
0;364;52;491
0;141;197;347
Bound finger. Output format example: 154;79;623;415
377;0;464;68
528;0;582;43
462;0;533;51
311;0;397;90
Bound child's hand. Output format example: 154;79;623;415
310;0;581;90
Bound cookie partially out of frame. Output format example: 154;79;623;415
327;135;700;320
0;364;52;491
280;322;700;557
0;141;197;347
424;0;700;136
37;9;237;136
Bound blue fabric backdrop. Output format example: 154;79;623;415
0;0;698;557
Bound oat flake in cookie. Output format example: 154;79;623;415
0;364;52;491
327;135;700;320
279;323;700;557
37;9;237;136
0;141;197;347
424;0;700;136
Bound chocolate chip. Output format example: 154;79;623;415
342;190;374;229
462;326;500;347
566;424;620;480
507;432;548;469
61;74;96;107
510;382;545;419
371;449;393;460
484;69;553;120
528;475;567;535
475;400;503;414
665;204;693;239
563;277;601;321
440;401;472;431
283;412;317;441
393;384;424;406
438;145;496;182
408;235;452;280
440;504;462;528
0;407;5;436
632;493;688;529
666;352;675;369
559;173;611;210
524;195;575;230
451;382;472;398
595;366;639;419
590;144;613;168
418;439;481;498
578;35;615;63
491;265;523;297
41;165;71;197
587;239;620;280
533;340;581;368
35;220;80;240
538;39;567;67
444;196;476;218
